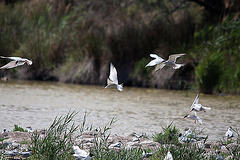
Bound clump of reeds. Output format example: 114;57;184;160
29;111;79;159
153;123;180;144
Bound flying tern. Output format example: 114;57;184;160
145;54;164;67
183;111;202;124
155;53;185;72
0;56;32;69
190;93;211;112
103;63;123;91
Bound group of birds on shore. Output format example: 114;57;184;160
0;54;235;159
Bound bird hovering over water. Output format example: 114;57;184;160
190;93;211;112
0;56;32;69
183;111;202;124
154;53;185;72
103;63;123;91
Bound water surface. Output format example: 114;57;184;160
0;80;240;141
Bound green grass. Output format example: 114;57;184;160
13;124;28;132
153;123;180;144
2;112;240;160
29;110;79;160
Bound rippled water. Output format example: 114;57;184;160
0;80;240;141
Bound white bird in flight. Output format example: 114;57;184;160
164;151;173;160
183;111;202;124
103;63;123;91
72;145;92;160
145;54;164;67
0;56;32;69
154;53;185;72
225;126;233;138
190;93;211;112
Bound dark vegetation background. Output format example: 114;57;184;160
0;0;239;94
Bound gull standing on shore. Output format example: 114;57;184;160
0;56;32;69
155;53;185;72
190;93;211;112
103;63;123;91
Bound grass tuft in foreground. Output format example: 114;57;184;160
153;123;180;144
29;110;79;160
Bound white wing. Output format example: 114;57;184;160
0;61;25;69
109;63;118;84
168;53;185;63
145;54;164;67
190;93;199;111
150;54;164;61
197;117;202;124
0;56;26;61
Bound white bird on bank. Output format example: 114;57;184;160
190;93;211;112
109;141;122;148
103;63;123;91
2;129;8;137
19;151;32;158
225;126;233;138
183;111;202;124
26;126;33;133
155;53;185;72
164;151;173;160
72;145;92;160
3;149;19;157
145;54;164;68
142;149;154;158
0;56;32;69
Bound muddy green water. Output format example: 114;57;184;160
0;80;240;141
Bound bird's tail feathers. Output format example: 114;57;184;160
173;64;184;69
117;83;123;91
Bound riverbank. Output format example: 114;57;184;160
0;1;239;94
0;124;239;159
